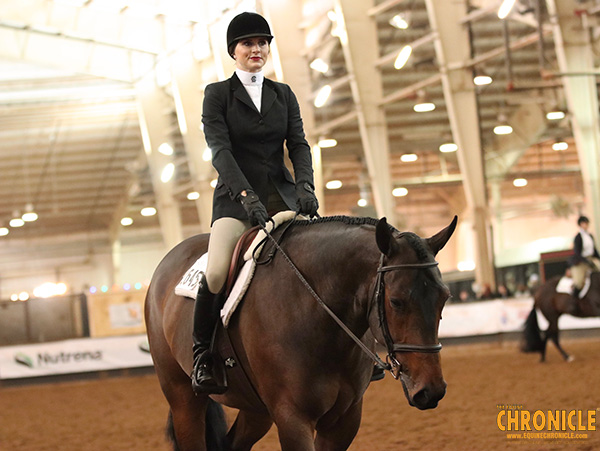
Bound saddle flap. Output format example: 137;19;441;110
225;226;260;296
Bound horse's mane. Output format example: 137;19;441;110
290;215;429;260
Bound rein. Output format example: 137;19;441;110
258;223;442;379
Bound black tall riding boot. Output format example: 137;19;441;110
191;275;226;394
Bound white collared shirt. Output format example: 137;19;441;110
580;227;595;257
236;69;264;112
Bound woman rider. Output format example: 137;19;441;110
191;11;319;394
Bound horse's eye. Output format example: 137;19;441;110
390;297;404;308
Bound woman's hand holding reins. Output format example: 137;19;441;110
238;190;269;227
296;182;319;217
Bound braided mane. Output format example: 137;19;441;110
291;215;397;231
290;215;430;260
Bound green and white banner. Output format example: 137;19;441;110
0;335;153;379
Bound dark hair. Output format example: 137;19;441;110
578;215;590;226
227;12;273;58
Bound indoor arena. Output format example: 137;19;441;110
1;1;600;450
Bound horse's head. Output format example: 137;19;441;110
370;216;457;410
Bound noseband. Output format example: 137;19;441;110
375;254;442;379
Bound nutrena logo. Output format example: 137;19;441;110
14;352;34;368
497;408;597;432
13;350;103;368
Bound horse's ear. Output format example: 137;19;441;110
427;216;458;256
376;217;394;256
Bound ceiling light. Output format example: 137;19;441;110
22;212;38;222
357;198;368;207
546;110;566;120
325;180;343;189
318;138;337;148
9;217;24;227
160;163;175;183
19;291;29;301
309;58;329;73
394;45;412;70
473;73;492;86
141;207;157;216
158;143;174;155
392;187;408;197
314;85;332;108
187;191;200;200
202;147;212;161
401;153;418;162
439;143;458;153
498;0;517;19
0;227;8;236
210;179;218;188
413;90;435;112
513;178;528;187
552;141;568;151
22;203;38;222
389;14;409;29
494;114;512;135
414;101;435;112
121;217;133;226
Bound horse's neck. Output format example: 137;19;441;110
290;223;379;320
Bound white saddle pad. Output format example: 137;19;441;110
556;276;590;298
174;210;300;327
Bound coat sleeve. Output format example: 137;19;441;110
572;233;584;264
202;83;252;198
284;86;315;186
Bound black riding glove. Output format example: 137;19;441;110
238;190;269;227
295;182;319;217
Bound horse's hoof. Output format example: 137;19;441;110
566;355;575;362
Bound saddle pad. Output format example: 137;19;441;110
174;210;300;326
556;276;590;298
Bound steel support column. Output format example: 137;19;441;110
171;51;215;232
335;0;397;224
426;0;495;289
547;0;600;238
135;74;183;249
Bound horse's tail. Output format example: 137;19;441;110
164;399;227;451
520;307;545;353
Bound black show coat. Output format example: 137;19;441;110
202;73;314;224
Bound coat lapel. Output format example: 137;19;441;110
231;74;259;113
261;80;277;116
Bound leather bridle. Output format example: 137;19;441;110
259;224;444;380
374;253;442;379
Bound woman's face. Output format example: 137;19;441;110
234;37;270;73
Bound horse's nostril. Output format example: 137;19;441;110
413;385;446;410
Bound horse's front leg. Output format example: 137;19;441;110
272;408;317;451
314;400;363;451
226;409;273;451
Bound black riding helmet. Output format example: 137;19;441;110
227;12;273;58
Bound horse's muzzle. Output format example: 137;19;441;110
409;381;447;410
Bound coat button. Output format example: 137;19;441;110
259;119;264;125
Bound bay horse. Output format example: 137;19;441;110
145;215;457;450
521;272;600;362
